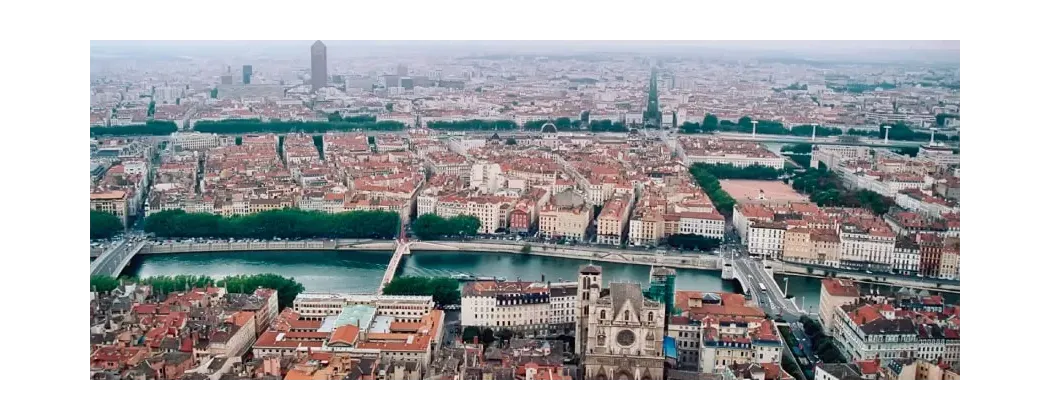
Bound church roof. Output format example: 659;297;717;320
580;264;602;275
610;282;645;320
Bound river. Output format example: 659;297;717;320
124;250;740;295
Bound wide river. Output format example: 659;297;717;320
123;250;957;309
125;250;742;295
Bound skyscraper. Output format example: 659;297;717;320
311;40;327;92
242;65;252;85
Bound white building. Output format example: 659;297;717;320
678;211;726;240
462;281;551;337
747;221;785;258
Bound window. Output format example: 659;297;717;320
648;312;654;322
624;310;630;321
600;310;606;320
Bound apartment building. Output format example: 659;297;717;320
462;281;551;336
90;190;129;227
596;194;632;245
669;291;782;373
747;221;786;258
817;278;860;331
677;211;726;240
539;189;592;241
677;138;784;169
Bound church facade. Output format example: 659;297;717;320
575;265;666;380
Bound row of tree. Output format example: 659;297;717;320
780;143;814;154
90;273;305;309
846;122;960;142
523;118;585;131
91;120;178;137
381;276;461;306
800;316;848;364
666;234;722;252
426;120;519;131
327;114;379;124
790;167;895;215
411;213;482;240
691;163;782;180
688;165;737;214
90;210;123;239
827;82;896;93
192;118;406;134
143;209;400;239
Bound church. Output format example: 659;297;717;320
575;265;666;380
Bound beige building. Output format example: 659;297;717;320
782;228;812;262
818;278;860;331
539;189;592;241
596;194;632;245
884;358;960;380
90;190;129;227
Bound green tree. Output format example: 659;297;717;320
382;276;461;306
210;88;218;99
144;209;400;239
147;101;156;117
521;244;531;254
690;163;781;180
385;103;394;112
426;120;519;131
506;138;518;145
90;275;121;293
91;121;178;137
666;234;721;251
481;328;496;345
193;118;404;134
90;210;123;239
700;114;719;132
462;326;481;343
411;213;481;239
496;329;514;343
90;274;305;309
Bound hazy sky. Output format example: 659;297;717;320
90;40;960;63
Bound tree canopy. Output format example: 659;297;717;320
691;163;782;180
847;122;959;142
193;118;404;134
426;120;518;131
144;209;400;239
412;213;482;239
90;210;123;239
688;164;736;215
382;276;461;306
588;119;628;132
90;273;305;309
666;234;721;251
790;168;895;215
91;120;178;137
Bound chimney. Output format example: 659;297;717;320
473;336;479;345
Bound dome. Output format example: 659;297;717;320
540;122;558;134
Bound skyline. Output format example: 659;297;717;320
90;40;960;64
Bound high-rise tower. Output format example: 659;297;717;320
644;67;660;127
311;41;328;92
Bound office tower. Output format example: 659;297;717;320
311;40;327;92
397;63;408;77
242;65;252;84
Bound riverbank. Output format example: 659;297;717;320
133;239;722;271
125;250;736;295
411;241;722;270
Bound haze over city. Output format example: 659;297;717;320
89;39;961;382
